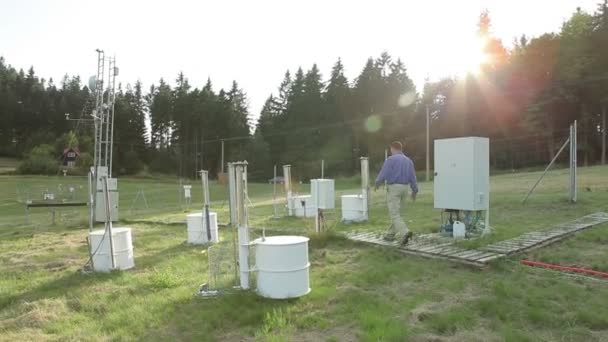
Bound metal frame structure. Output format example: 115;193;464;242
522;120;578;204
89;49;118;229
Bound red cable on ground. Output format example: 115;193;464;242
521;259;608;278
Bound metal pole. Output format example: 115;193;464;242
228;163;237;226
273;165;278;218
88;172;93;231
321;160;324;179
570;123;574;202
426;105;430;182
314;180;320;233
572;120;577;203
103;176;116;270
522;136;570;203
200;170;212;241
108;57;117;178
602;106;606;165
360;157;369;220
221;139;225;174
234;162;249;289
384;149;388;189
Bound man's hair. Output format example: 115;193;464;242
390;141;403;151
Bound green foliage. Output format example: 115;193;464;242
17;144;58;175
75;152;92;174
2;5;608;178
54;131;79;156
148;269;182;289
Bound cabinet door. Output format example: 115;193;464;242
434;138;475;210
472;138;489;210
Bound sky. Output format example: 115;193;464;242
0;0;600;122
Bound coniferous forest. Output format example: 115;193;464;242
1;7;608;180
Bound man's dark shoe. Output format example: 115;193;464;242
400;231;413;246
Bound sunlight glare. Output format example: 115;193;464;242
453;37;489;75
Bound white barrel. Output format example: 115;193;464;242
254;236;310;299
311;179;335;209
186;212;219;244
341;194;366;222
89;227;134;272
290;195;316;218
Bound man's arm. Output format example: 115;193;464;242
408;159;419;194
375;158;392;187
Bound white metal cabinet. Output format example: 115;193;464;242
434;137;489;211
95;192;119;222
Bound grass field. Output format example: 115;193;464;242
1;166;608;341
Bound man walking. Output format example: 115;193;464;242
375;141;418;245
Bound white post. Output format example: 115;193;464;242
283;165;292;216
228;163;237;226
273;165;278;218
234;161;249;289
360;157;369;220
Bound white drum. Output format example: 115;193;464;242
89;227;134;272
341;194;367;222
254;236;311;299
186;212;219;244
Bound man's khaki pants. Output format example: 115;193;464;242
385;184;409;239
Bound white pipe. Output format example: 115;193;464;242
273;165;278;218
360;157;369;221
313;180;320;233
200;170;212;241
228;163;237;226
283;165;292;216
235;162;249;289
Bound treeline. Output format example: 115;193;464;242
258;5;608;177
1;5;607;179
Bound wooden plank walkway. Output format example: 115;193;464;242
345;212;608;267
346;231;505;267
482;212;608;255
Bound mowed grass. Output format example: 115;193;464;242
0;165;608;341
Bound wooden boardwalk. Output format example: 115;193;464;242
346;212;608;267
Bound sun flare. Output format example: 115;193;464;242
453;37;489;75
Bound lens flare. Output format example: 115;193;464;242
398;91;416;108
365;115;382;133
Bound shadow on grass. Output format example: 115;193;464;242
0;269;124;310
0;234;201;311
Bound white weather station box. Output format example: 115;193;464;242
434;137;489;211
